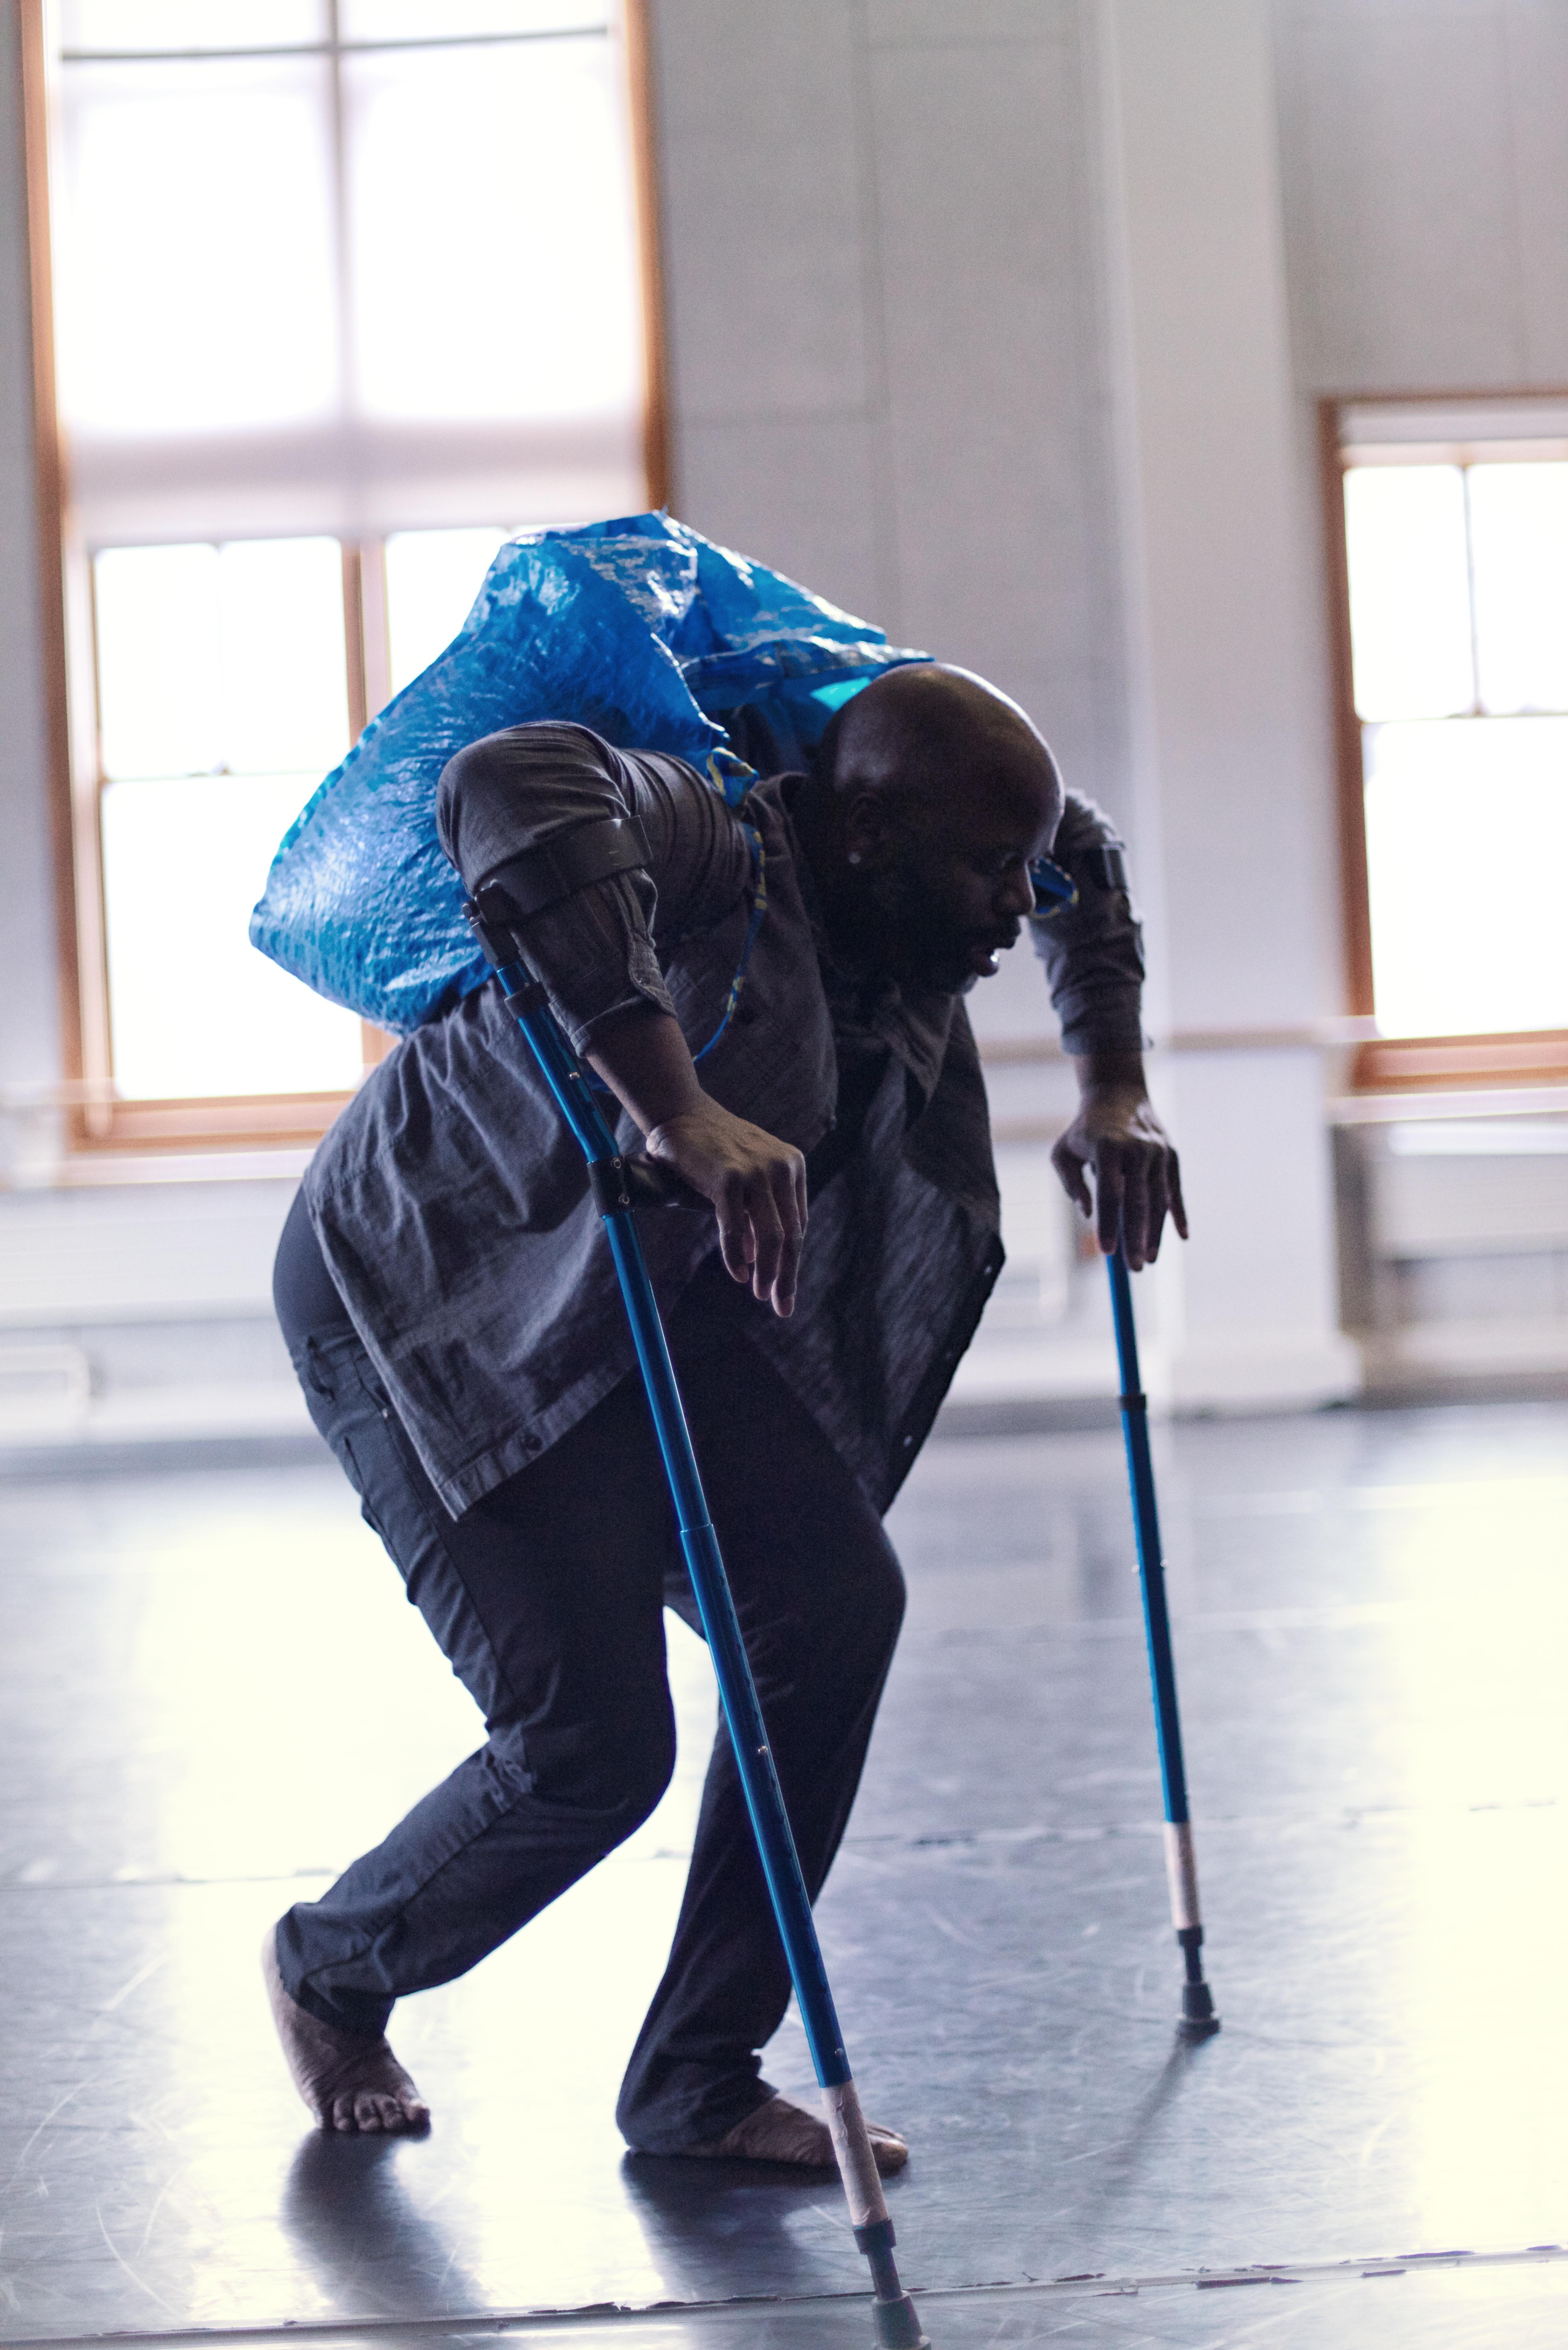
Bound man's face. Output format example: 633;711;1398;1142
855;753;1062;995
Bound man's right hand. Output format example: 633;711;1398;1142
645;1100;807;1316
583;1004;806;1317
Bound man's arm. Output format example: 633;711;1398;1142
440;721;699;1054
1032;794;1185;1270
583;1003;807;1316
440;725;806;1315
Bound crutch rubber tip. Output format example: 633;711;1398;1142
1175;1924;1218;2037
872;2294;930;2349
1178;1980;1220;2039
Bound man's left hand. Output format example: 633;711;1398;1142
1052;1052;1187;1270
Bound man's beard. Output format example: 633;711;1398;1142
864;853;984;996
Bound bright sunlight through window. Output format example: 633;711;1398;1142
1342;432;1568;1041
48;2;647;1111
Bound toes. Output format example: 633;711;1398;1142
318;2062;430;2136
346;2087;427;2134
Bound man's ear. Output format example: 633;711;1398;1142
842;787;899;869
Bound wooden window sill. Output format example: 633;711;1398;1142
66;1093;353;1153
1349;1031;1568;1093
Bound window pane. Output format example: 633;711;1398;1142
1467;463;1568;716
341;1;606;33
96;545;222;779
1343;466;1474;721
60;2;324;50
1364;718;1568;1036
217;539;349;772
55;56;337;437
96;540;350;778
346;39;640;425
384;528;508;692
102;775;364;1099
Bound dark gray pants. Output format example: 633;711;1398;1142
275;1269;906;2152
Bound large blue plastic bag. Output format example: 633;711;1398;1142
249;512;924;1035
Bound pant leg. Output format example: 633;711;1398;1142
276;1326;680;2039
616;1280;908;2152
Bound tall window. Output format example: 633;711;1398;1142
1328;398;1568;1092
29;0;660;1144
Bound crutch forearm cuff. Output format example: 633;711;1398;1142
475;815;651;926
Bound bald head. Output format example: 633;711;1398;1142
818;663;1060;818
797;662;1064;995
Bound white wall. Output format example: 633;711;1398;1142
657;0;1131;828
1273;0;1568;396
1095;0;1354;1407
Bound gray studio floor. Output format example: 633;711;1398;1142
3;1398;1567;2349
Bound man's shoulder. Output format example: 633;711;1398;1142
741;769;800;819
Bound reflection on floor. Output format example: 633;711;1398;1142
1;1400;1565;2348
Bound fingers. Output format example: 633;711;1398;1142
1065;1138;1186;1263
714;1171;752;1288
770;1155;806;1315
1120;1153;1151;1268
1144;1155;1170;1264
1056;1088;1188;1262
745;1170;787;1305
649;1106;806;1313
715;1157;807;1316
745;1157;807;1314
1050;1135;1093;1219
1094;1144;1124;1258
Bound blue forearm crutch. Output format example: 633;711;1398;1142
475;937;931;2350
1106;1243;1219;2041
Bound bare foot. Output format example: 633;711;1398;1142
261;1926;430;2135
698;2093;907;2175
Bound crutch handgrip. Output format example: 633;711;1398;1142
584;1152;704;1215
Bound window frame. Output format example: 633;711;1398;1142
1320;393;1568;1097
20;0;669;1156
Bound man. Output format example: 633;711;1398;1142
264;662;1183;2161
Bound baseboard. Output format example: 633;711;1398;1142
932;1394;1124;1439
0;1377;319;1473
1356;1316;1568;1400
1161;1326;1363;1414
0;1428;331;1482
